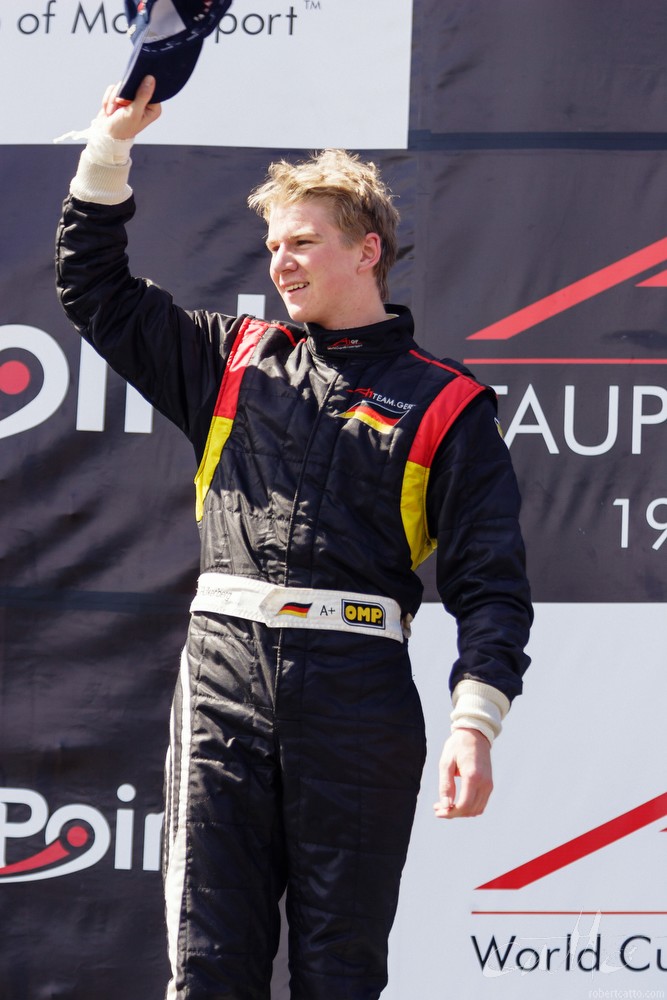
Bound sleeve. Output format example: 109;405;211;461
425;392;533;714
55;191;241;459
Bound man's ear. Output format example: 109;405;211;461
357;232;383;274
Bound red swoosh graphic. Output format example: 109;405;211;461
0;825;90;877
467;236;667;341
477;791;667;890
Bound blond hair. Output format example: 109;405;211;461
247;149;400;301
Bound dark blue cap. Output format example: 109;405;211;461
118;0;233;103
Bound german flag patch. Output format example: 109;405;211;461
277;602;312;618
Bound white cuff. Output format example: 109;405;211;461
450;680;510;744
58;116;134;205
70;149;133;205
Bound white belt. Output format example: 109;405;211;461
190;573;407;643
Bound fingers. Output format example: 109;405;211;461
97;77;161;140
436;772;492;818
132;75;160;115
434;748;457;817
102;83;119;115
433;729;493;820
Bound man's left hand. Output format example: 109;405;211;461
433;728;493;819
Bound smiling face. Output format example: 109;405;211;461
265;198;386;330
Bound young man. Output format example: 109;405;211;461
56;77;532;1000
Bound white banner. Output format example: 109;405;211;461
0;0;413;148
384;602;667;998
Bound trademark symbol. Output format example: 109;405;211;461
305;1;321;9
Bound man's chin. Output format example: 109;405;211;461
285;303;316;325
280;294;328;327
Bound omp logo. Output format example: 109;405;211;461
341;600;386;630
0;784;163;883
466;235;667;349
477;791;667;891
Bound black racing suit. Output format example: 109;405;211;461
56;194;532;1000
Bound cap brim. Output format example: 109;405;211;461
118;30;204;104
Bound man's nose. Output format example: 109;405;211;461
273;245;296;271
